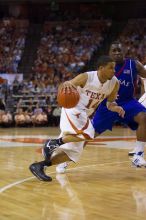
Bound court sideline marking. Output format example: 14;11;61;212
0;160;130;193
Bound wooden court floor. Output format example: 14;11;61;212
0;127;146;220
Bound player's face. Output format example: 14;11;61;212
109;43;124;63
104;62;115;80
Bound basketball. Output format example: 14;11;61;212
57;86;80;108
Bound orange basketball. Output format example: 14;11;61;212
57;86;80;108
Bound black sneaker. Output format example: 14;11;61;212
29;162;52;181
42;139;60;160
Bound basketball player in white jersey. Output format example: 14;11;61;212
29;56;125;181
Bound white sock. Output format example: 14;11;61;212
134;141;145;155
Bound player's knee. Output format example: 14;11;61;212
135;112;146;124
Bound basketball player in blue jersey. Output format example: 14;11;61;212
93;41;146;167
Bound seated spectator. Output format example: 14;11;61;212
24;110;32;126
1;110;13;127
31;103;48;126
14;108;26;126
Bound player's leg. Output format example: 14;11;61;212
132;112;146;167
42;132;91;160
43;107;94;161
29;141;85;181
56;141;87;174
128;141;145;156
120;99;146;167
129;93;146;156
29;150;71;181
30;106;93;179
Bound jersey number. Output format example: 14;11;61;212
86;99;100;109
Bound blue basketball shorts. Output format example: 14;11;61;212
92;99;146;134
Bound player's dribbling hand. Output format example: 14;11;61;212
61;81;77;93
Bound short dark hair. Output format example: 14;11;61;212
97;55;113;68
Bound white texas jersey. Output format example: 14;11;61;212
76;71;118;115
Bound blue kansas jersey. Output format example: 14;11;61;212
115;59;137;102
